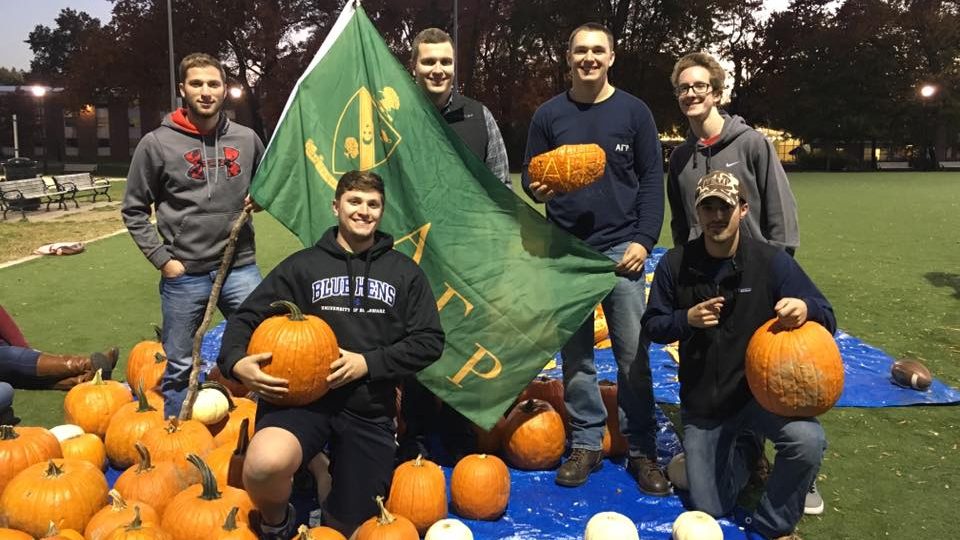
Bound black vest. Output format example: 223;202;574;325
442;94;489;161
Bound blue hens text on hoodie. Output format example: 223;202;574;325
122;109;265;273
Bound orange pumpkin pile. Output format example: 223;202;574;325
502;398;566;470
528;143;607;193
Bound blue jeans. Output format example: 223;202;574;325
561;241;657;457
159;263;261;418
681;400;825;538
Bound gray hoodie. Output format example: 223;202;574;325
667;112;799;254
122;109;264;273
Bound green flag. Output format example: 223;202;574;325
251;2;616;429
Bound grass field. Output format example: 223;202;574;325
1;172;958;539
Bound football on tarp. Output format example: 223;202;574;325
891;359;932;391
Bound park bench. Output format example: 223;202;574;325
54;173;112;206
876;161;911;170
939;161;960;170
0;177;71;220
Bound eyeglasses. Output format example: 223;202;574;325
674;82;712;96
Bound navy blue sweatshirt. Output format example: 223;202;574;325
218;227;444;418
642;236;836;418
522;89;664;253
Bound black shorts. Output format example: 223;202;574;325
256;400;396;530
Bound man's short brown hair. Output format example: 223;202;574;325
410;28;454;66
567;22;615;52
178;52;226;83
336;170;385;203
671;52;725;98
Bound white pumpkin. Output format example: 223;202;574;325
672;510;723;540
191;383;230;424
667;452;688;490
424;518;474;540
584;511;639;540
48;424;85;442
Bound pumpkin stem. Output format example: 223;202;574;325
134;380;157;412
187;453;222;500
0;425;18;439
520;399;539;413
374;495;397;525
45;521;60;538
414;454;423;466
108;488;128;510
222;507;241;532
295;525;311;540
126;506;144;531
164;417;181;433
234;417;251;456
270;300;306;321
91;368;105;385
154;351;167;364
43;459;65;478
134;442;154;472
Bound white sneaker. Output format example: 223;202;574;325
804;482;824;515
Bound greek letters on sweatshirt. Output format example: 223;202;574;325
522;89;665;253
218;227;445;418
667;112;799;254
122;109;264;273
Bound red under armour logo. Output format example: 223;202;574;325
183;146;242;180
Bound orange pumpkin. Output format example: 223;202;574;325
125;327;167;390
205;418;250;489
140;418;215;485
103;507;172;540
216;507;257;540
594;305;609;344
598;380;628;457
208;395;257;447
450;454;510;520
61;432;107;470
386;455;447;535
0;529;33;540
105;382;166;469
355;496;419;540
527;143;607;193
745;319;844;417
85;490;160;540
159;454;254;540
472;416;506;455
0;424;63;495
502;399;566;470
246;300;339;406
517;375;567;429
293;524;348;540
114;443;188;517
64;369;133;438
41;522;86;540
0;459;109;537
205;365;249;398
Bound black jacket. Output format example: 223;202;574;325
218;227;444;418
641;236;836;419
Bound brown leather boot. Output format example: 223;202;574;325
555;448;603;487
627;455;671;496
35;347;120;389
51;372;96;390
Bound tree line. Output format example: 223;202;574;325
18;0;960;167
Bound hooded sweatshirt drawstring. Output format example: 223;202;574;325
345;252;356;311
198;132;221;200
344;252;374;311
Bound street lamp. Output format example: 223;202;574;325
229;86;243;99
918;83;939;170
920;84;937;99
30;85;47;174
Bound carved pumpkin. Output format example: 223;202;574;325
103;507;172;540
190;382;231;425
745;319;844;417
598;380;628;457
125;327;166;390
85;489;160;540
60;432;107;470
113;443;188;517
140;418;215;485
208;395;256;448
594;304;609;344
63;369;133;438
502;399;565;470
0;459;109;537
246;300;339;406
216;507;257;540
105;382;166;469
205;418;249;489
584;511;639;540
516;375;567;429
0;424;62;495
160;454;254;540
205;366;248;398
387;454;447;535
671;510;723;540
40;522;85;540
450;454;510;520
424;518;473;540
355;496;419;540
0;529;33;540
293;524;348;540
527;143;607;193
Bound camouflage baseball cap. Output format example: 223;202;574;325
695;170;740;207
